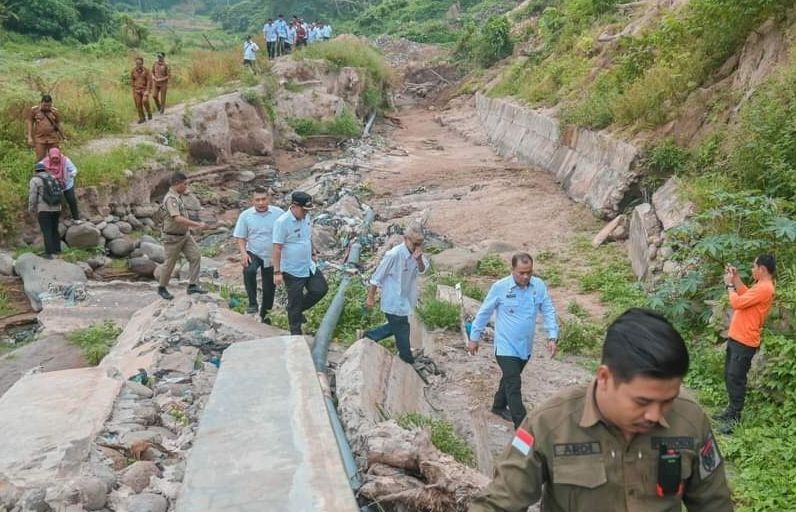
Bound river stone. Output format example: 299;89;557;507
128;493;167;512
140;235;160;246
129;257;157;278
13;253;87;311
65;223;102;249
120;461;161;493
0;252;14;276
108;237;136;258
101;223;123;241
117;221;133;234
134;204;160;218
126;214;144;230
139;242;166;264
237;170;256;182
74;476;107;510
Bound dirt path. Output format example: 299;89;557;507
362;104;607;472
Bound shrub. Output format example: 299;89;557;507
417;284;460;330
397;413;476;466
67;320;122;365
289;109;361;138
475;253;509;277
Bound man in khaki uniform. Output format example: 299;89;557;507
158;172;208;300
131;56;152;123
151;52;170;115
470;308;733;512
26;94;63;160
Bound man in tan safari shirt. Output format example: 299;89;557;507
470;308;733;512
157;172;208;300
131;56;152;123
27;94;63;160
151;52;170;115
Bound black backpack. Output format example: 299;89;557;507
37;172;63;206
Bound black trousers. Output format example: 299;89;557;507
283;269;328;335
242;252;275;320
38;210;61;255
267;41;276;58
63;187;79;220
365;313;413;364
494;355;529;428
725;338;757;419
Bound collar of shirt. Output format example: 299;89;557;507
253;206;274;216
579;380;670;429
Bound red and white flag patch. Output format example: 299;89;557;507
511;427;534;456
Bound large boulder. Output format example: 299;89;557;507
651;177;695;231
101;223;123;241
13;253;87;311
629;203;662;279
108;237;136;258
0;251;14;276
139;242;166;264
65;223;102;249
178;257;221;280
133;204;160;218
327;194;363;220
129;257;157;278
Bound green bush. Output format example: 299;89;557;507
288;109;361;138
455;15;514;68
475;253;509;277
397;412;476;466
417;284;460;330
558;317;602;356
66;320;122;365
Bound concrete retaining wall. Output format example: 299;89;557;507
475;93;641;218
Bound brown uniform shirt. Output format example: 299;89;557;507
470;381;733;512
131;66;151;92
162;190;188;236
152;62;170;84
28;106;61;144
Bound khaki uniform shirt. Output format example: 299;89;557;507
470;381;733;512
152;62;170;84
162;190;188;236
28;106;61;144
131;66;151;92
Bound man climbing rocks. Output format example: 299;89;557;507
26;94;63;160
131;57;152;123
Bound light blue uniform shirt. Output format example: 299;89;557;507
272;209;313;277
243;40;259;60
287;26;296;45
321;25;332;38
369;243;429;316
276;19;288;38
470;275;559;360
263;23;277;42
233;205;284;266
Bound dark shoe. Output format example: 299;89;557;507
137;119;145;124
158;287;174;300
712;409;733;422
261;316;272;325
42;253;54;260
718;419;739;435
147;112;152;120
246;305;259;314
160;107;165;114
187;284;208;295
491;407;513;423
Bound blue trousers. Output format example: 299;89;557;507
365;313;414;363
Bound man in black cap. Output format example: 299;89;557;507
272;191;328;335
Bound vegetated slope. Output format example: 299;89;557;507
479;2;796;510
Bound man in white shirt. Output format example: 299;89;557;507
243;35;259;70
363;225;428;364
233;186;284;324
321;22;332;40
263;19;277;59
272;191;328;335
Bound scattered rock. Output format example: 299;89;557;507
65;223;102;249
327;194;363;219
180;194;201;212
108;237;136;258
139;242;166;264
133;205;160;218
592;215;626;248
312;226;338;254
129;257;158;278
86;255;109;270
120;461;161;493
13;253;88;311
0;252;14;276
77;261;94;279
101;223;123;241
157;347;200;375
74;476;107;510
117;221;133;234
237;170;256;182
652;177;695;231
21;487;50;512
95;221;108;231
628;203;662;279
124;381;154;398
177;257;221;280
126;214;144;230
127;493;167;512
140;235;160;246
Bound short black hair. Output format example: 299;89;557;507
602;308;689;383
41;94;53;103
170;172;188;185
253;186;269;195
511;252;533;268
756;254;776;276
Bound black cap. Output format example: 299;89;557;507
291;191;314;209
34;163;47;172
156;52;165;58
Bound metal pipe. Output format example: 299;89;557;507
362;111;377;138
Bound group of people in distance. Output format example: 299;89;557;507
243;16;332;69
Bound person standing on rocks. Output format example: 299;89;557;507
38;147;80;223
469;308;733;512
131;56;152;123
234;186;284;324
157;172;209;300
263;19;278;59
361;225;428;365
468;252;558;428
243;35;260;71
28;163;62;259
272;191;328;335
26;94;63;160
151;52;170;115
715;255;776;434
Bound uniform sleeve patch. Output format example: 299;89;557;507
699;432;722;479
511;427;534;456
554;442;601;457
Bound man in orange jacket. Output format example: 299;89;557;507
717;254;776;434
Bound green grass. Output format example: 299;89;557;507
60;246;105;263
416;284;460;330
475;253;509;277
292;38;394;87
66;320;122;365
288;109;361;138
397;412;476;466
436;273;486;301
0;284;16;317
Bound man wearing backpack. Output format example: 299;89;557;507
28;163;63;259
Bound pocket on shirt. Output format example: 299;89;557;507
552;456;609;510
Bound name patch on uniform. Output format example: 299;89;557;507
699;432;722;479
553;442;601;457
651;437;694;451
511;428;534;456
